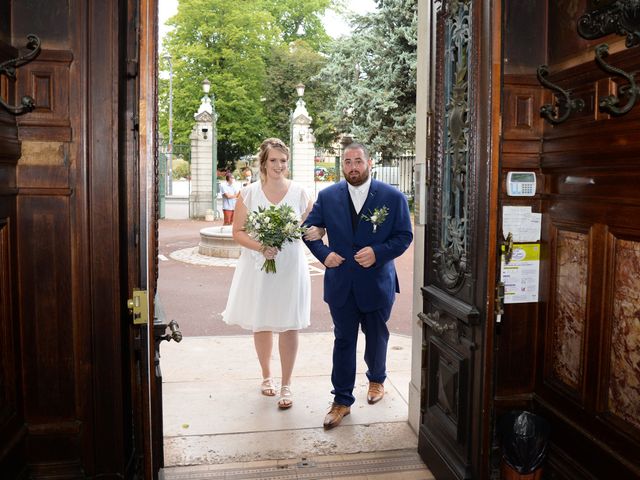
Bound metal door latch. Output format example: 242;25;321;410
495;282;505;324
127;289;148;325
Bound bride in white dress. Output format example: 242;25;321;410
223;138;318;409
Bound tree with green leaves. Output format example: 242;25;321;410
159;0;334;168
317;0;417;159
261;40;337;148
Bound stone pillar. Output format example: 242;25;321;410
291;98;316;196
189;95;220;219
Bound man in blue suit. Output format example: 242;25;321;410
303;143;413;429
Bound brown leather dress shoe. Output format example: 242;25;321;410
367;382;385;404
323;403;350;430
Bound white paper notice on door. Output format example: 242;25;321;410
501;243;540;304
502;206;541;242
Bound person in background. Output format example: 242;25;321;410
242;166;254;186
219;172;241;225
222;138;315;409
303;142;413;429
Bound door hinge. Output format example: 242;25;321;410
127;288;148;325
126;59;139;78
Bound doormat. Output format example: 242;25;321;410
161;448;433;479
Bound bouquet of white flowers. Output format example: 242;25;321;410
245;204;306;273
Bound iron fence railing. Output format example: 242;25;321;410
371;154;415;199
159;143;191;189
315;147;414;198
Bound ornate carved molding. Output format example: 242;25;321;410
194;111;213;123
16;49;73;141
578;0;640;48
433;0;471;292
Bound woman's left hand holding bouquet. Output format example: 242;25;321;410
260;245;278;260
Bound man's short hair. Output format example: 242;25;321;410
342;142;369;160
225;172;233;181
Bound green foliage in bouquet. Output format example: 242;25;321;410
245;204;306;273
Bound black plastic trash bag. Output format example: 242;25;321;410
498;411;550;474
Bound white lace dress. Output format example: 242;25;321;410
222;181;311;332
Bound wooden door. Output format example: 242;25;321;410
0;0;160;477
496;1;640;478
418;1;500;478
535;8;640;475
125;0;161;476
0;10;29;477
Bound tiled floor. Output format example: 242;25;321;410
160;333;432;478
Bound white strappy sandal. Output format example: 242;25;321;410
278;385;293;409
261;378;277;396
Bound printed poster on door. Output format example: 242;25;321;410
500;243;540;304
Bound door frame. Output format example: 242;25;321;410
135;0;160;476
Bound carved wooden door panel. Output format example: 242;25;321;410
0;1;160;477
418;1;497;478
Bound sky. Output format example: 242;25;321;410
158;0;378;50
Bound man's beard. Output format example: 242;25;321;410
344;168;370;187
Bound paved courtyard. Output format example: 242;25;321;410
157;218;415;337
157;218;422;470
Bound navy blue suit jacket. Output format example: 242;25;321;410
303;179;413;312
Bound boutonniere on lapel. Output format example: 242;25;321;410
361;205;389;233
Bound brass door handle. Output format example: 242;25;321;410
418;311;457;335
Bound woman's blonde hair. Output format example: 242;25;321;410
258;138;289;182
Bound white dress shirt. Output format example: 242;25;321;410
347;176;372;214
